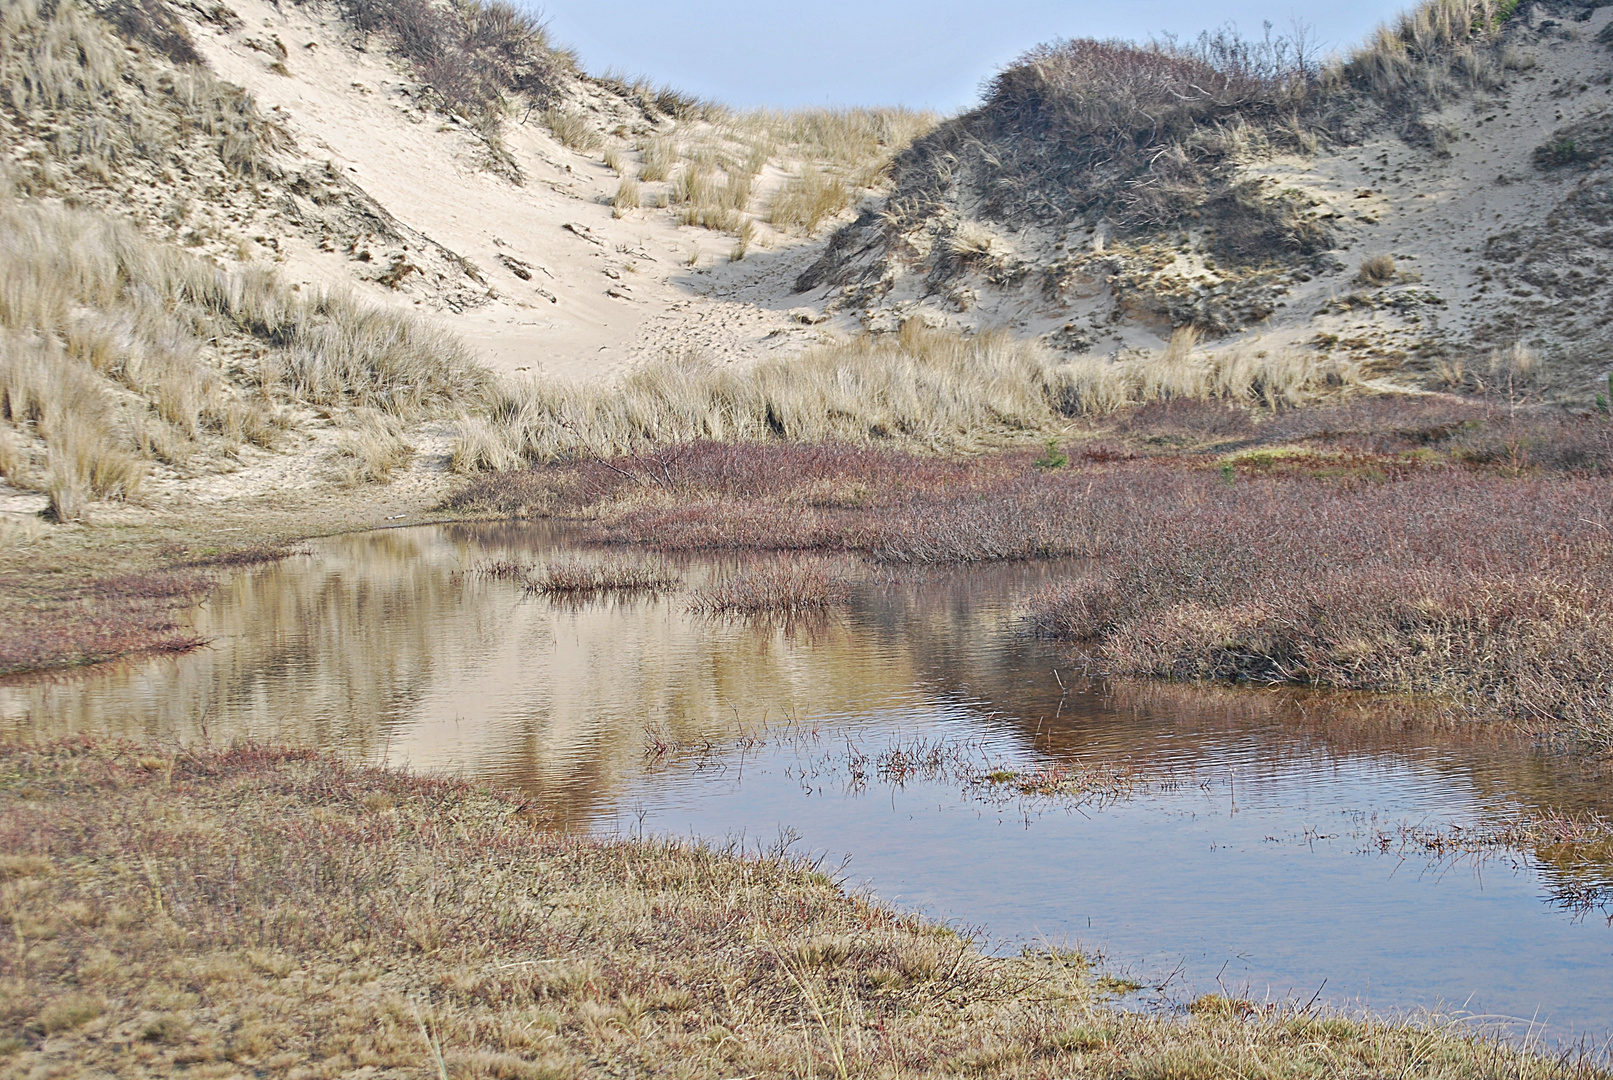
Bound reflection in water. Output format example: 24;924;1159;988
3;523;1612;1045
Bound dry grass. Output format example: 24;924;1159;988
0;329;146;520
768;165;852;234
542;106;600;151
0;0;284;191
621;108;935;240
3;740;1598;1080
729;218;755;262
1345;0;1518;101
636;134;677;182
670;166;751;232
449;324;1353;468
0;197;489;515
687;559;853;616
1357;253;1398;285
329;409;414;486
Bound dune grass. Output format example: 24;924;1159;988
614;106;936;241
768;165;852;234
450;324;1354;468
0;197;488;517
0;0;285;192
1344;0;1518;101
2;740;1600;1080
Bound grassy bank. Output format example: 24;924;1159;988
1;739;1601;1079
0;479;463;678
446;400;1613;756
449;324;1355;468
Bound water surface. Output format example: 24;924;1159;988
3;523;1610;1047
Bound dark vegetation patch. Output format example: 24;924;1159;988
1024;468;1613;755
1534;112;1613;169
91;0;201;65
0;571;210;676
335;0;573;121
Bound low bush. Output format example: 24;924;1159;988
336;0;571;121
0;199;489;514
522;557;679;596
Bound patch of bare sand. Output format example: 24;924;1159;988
181;0;854;385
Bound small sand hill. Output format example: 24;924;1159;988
799;0;1613;399
166;0;887;382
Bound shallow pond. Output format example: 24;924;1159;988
4;523;1611;1048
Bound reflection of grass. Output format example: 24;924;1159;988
1372;810;1613;915
5;740;1596;1080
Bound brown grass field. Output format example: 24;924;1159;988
2;740;1604;1080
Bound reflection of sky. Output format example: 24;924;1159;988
618;724;1613;1045
4;523;1611;1047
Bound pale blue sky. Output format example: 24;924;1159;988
541;0;1411;111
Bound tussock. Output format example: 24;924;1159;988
768;165;851;234
328;409;413;485
543;106;600;151
522;557;680;596
610;174;641;216
688;559;853;616
1357;253;1398;284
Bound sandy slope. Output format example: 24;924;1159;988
181;0;851;385
800;4;1613;394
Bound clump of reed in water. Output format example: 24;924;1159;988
687;560;852;616
524;557;680;596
